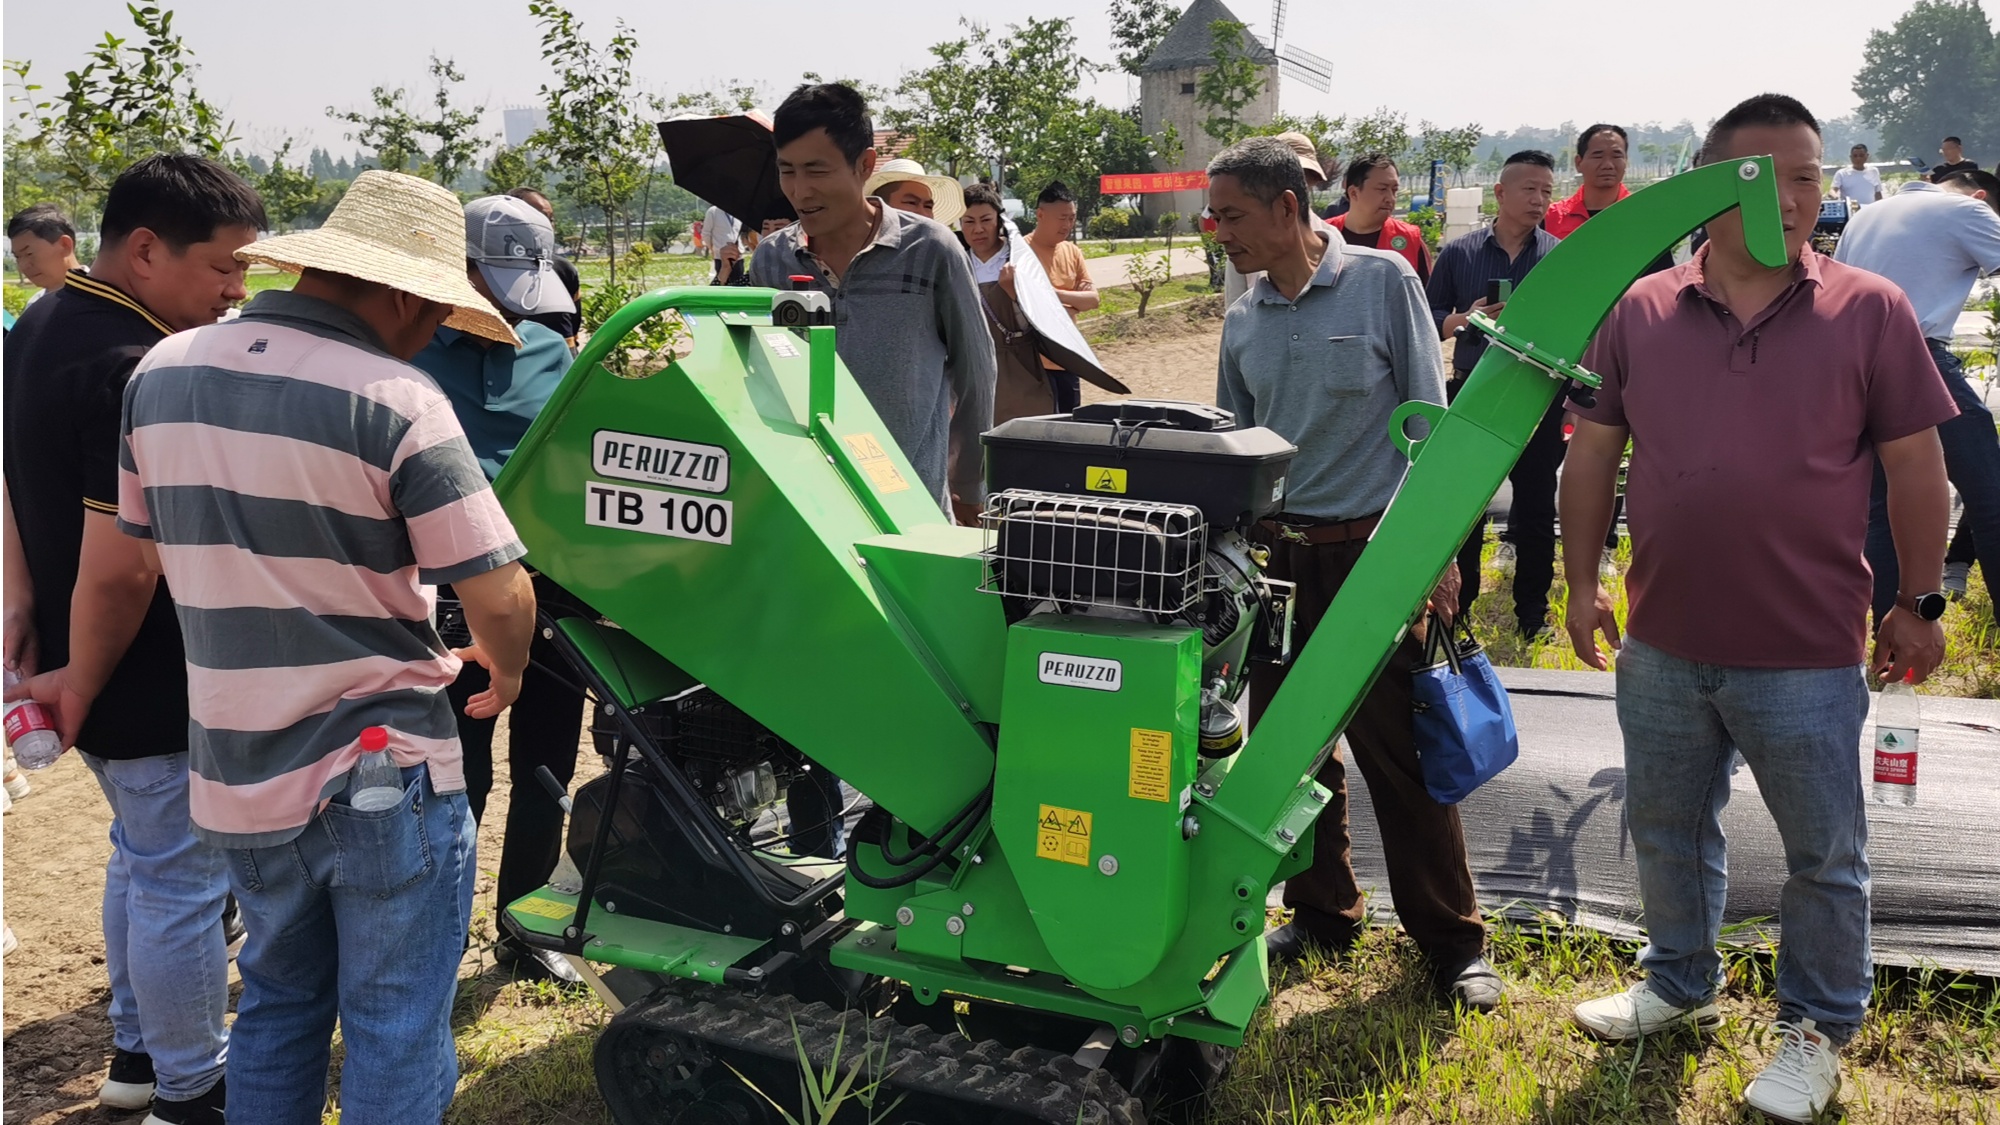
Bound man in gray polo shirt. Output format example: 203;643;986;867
1210;137;1498;1011
750;82;994;523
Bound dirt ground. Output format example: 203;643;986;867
1082;308;1226;406
0;713;590;1123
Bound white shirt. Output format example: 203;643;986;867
1831;165;1882;204
968;242;1009;284
702;206;741;261
1835;179;2000;341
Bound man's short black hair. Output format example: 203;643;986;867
1210;137;1313;226
962;183;1005;215
1851;143;1869;151
1702;93;1820;157
772;82;874;165
7;203;75;243
100;153;266;249
1942;168;2000;211
1575;124;1628;158
1504;149;1557;172
1036;180;1076;207
1342;153;1397;192
1944;136;1963;145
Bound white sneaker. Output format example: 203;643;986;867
1493;542;1517;575
1943;560;1971;600
1599;548;1619;580
2;925;16;956
1744;1019;1841;1122
1573;979;1722;1041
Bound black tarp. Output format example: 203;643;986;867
1312;667;2000;974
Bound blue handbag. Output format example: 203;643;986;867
1411;612;1520;805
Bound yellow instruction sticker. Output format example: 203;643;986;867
510;896;576;920
1036;804;1093;866
1085;466;1128;494
843;432;911;494
1129;728;1173;802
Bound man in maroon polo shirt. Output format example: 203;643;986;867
1559;94;1955;1123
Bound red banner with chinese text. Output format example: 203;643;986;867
1098;170;1209;195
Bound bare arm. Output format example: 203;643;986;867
1054;286;1100;313
3;485;36;675
3;512;162;746
1559;418;1629;670
1871;427;1950;684
449;560;536;719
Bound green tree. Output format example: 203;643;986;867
256;140;321;230
328;53;484;187
1196;20;1265;145
7;4;234;214
885;30;988;177
528;0;648;282
1109;0;1183;76
1853;0;2000;159
668;82;763;116
484;144;544;196
1417;120;1484;184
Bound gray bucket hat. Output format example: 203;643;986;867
464;195;576;319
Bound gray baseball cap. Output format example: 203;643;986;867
463;195;575;318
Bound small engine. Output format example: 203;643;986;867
979;401;1298;755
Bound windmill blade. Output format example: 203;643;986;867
1279;44;1332;93
1270;0;1288;43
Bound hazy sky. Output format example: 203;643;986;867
2;0;1934;158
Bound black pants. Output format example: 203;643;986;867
1947;520;1977;566
1248;529;1486;966
1046;365;1082;414
444;573;588;921
1504;402;1569;632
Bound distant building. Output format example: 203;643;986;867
1137;0;1280;222
504;106;550;149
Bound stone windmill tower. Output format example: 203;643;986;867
1136;0;1281;224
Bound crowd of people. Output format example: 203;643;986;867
1;74;1996;1125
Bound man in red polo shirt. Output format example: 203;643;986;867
1545;124;1676;276
1330;154;1431;283
1560;94;1954;1124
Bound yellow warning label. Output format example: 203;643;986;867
1129;728;1173;802
843;432;911;494
510;896;576;920
1085;466;1128;494
1035;804;1093;866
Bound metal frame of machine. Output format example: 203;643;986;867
488;157;1789;1124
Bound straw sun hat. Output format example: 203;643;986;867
864;159;966;228
236;170;519;346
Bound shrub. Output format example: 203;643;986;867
1086;207;1132;240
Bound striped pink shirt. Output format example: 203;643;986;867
118;290;526;847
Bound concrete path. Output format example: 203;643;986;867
1084;246;1208;289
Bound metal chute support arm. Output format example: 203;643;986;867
1212;156;1787;834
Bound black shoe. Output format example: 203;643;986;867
496;940;587;985
1435;954;1506;1013
143;1077;224;1125
222;896;247;959
100;1047;155;1109
1263;922;1359;965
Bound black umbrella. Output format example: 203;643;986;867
659;113;796;229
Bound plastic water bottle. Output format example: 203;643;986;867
3;668;64;770
1871;671;1921;806
346;726;405;811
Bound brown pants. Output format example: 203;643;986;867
1248;531;1485;965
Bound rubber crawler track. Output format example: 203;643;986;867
596;981;1148;1125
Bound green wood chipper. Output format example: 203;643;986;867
488;159;1785;1124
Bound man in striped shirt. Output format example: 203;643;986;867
15;171;539;1124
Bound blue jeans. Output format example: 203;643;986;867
82;752;230;1101
1866;340;2000;618
1614;638;1873;1043
225;766;476;1124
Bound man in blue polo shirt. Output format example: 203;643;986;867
413;195;586;983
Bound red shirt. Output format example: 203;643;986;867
1543;185;1629;239
1571;247;1956;668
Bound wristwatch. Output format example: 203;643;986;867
1899;591;1949;621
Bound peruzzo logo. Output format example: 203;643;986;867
592;430;730;494
1038;653;1121;692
